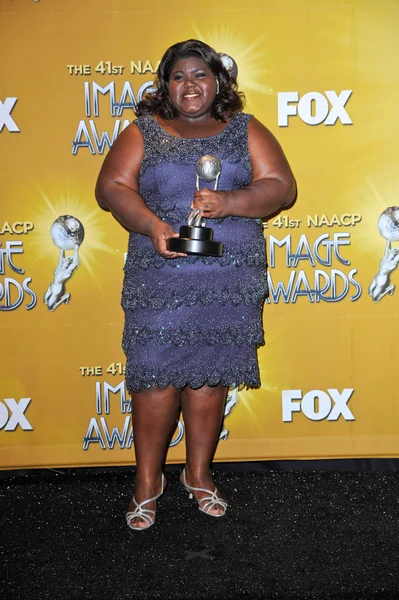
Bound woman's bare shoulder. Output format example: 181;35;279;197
247;116;276;140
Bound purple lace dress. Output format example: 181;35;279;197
122;112;268;392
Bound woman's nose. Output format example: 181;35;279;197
184;75;196;86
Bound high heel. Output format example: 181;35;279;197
181;468;227;518
126;474;166;531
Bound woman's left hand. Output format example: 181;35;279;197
191;189;231;219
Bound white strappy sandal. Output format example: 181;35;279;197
181;468;227;518
126;474;166;531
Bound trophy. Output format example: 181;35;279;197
167;155;224;257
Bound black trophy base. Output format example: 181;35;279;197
167;225;223;257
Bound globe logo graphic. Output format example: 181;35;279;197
377;207;399;242
219;53;238;80
50;215;85;250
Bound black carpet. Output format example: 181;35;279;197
1;468;399;599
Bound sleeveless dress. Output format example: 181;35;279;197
121;112;268;392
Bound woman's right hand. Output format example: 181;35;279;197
148;220;187;259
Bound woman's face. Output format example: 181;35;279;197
167;56;217;121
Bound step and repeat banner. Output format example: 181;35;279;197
1;0;399;468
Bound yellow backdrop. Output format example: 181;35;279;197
1;0;399;468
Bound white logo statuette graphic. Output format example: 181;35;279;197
369;207;399;302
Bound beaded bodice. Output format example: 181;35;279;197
121;111;268;312
137;112;252;176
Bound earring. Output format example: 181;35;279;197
216;79;220;95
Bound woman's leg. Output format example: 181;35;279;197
128;384;181;528
181;384;228;515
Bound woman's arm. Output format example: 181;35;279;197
95;123;184;258
192;117;297;219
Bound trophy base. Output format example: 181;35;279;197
167;225;223;257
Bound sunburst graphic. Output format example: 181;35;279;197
193;25;273;95
31;187;118;287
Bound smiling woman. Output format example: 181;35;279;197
95;39;296;531
169;57;218;120
156;57;229;139
136;39;244;126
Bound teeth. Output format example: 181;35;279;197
184;94;199;98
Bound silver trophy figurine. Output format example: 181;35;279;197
167;155;224;256
44;215;85;311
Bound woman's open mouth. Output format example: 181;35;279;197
183;93;200;99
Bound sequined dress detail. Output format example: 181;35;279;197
122;112;268;391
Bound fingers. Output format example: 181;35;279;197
195;206;217;219
163;251;187;259
191;201;221;218
157;244;187;259
191;197;215;213
192;189;225;218
158;237;187;259
193;188;214;200
150;225;187;259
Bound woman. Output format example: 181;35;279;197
95;39;296;530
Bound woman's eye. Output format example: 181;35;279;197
172;74;184;81
195;72;206;78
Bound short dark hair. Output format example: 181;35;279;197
135;39;245;122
